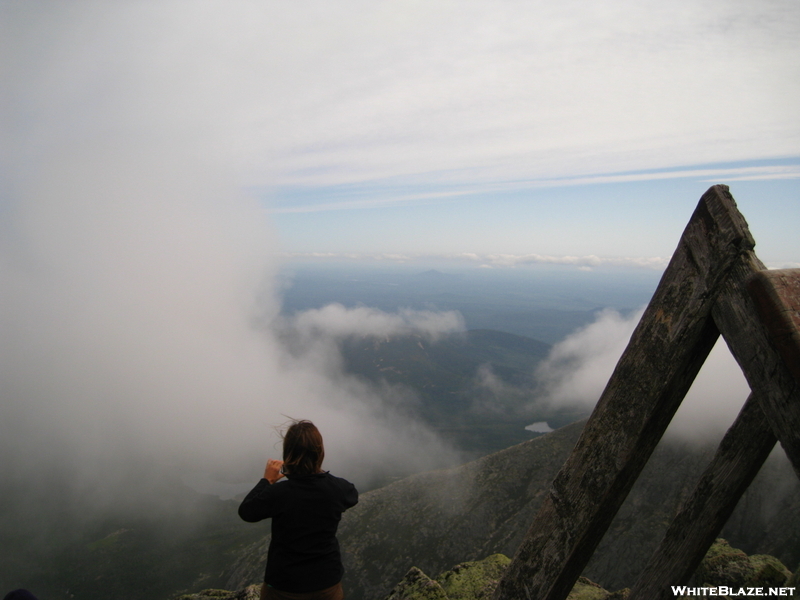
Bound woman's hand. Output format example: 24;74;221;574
264;459;285;484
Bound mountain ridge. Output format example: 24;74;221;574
227;420;800;600
338;328;558;454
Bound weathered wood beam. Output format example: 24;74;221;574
748;269;800;386
712;260;800;478
494;186;755;600
627;393;776;600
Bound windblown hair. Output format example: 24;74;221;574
282;420;325;476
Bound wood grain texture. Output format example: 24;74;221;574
748;269;800;386
493;186;756;600
712;258;800;478
627;394;776;600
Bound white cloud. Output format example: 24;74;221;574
516;164;800;189
0;2;470;503
481;254;670;270
3;1;798;194
282;303;464;343
535;308;644;408
0;0;792;504
279;251;670;270
534;308;751;442
0;143;462;491
666;340;751;442
268;164;800;215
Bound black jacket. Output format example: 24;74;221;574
238;472;358;592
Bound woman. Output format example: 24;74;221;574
239;420;358;600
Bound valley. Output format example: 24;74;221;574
8;264;795;600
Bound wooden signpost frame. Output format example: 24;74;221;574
493;185;800;600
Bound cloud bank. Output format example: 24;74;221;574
0;145;463;493
280;252;671;270
534;308;752;442
1;1;792;509
281;304;464;344
0;3;470;508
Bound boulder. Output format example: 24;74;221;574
692;539;791;588
382;554;629;600
173;584;261;600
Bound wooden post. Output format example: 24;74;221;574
711;260;800;478
493;186;755;600
748;269;800;386
627;394;776;600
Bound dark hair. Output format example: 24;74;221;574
282;420;325;476
4;591;38;600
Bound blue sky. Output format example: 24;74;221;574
218;0;798;269
269;160;800;267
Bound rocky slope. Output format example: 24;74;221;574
379;539;793;600
203;540;793;600
226;420;800;600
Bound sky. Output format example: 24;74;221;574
0;1;798;506
3;1;799;269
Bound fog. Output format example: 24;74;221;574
0;4;466;515
533;307;754;443
2;0;787;519
2;5;796;597
0;154;464;494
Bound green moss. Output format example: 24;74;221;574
787;563;800;587
695;540;791;588
437;554;511;600
383;556;628;600
384;566;449;600
695;539;753;587
566;577;612;600
382;543;792;600
703;539;748;561
175;590;228;599
173;584;261;600
747;554;791;585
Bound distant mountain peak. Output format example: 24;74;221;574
416;269;450;278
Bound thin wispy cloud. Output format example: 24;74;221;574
528;164;800;188
5;1;797;190
267;163;800;215
280;251;671;270
4;1;798;264
269;190;476;215
480;254;670;270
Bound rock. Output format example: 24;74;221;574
173;584;261;600
382;543;793;600
437;554;510;600
384;567;449;600
747;554;794;585
787;562;800;587
566;577;612;600
383;555;509;600
693;539;792;588
382;555;628;600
